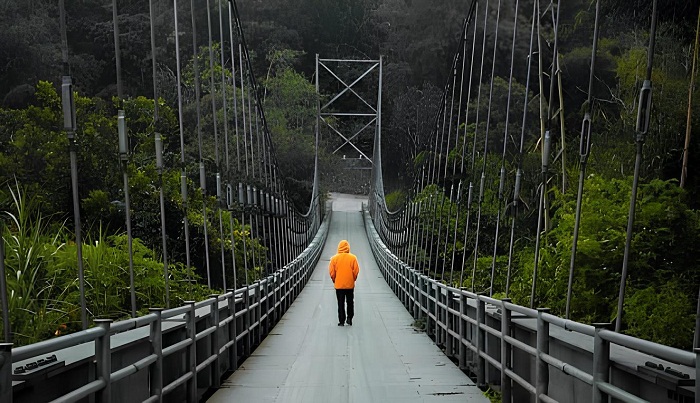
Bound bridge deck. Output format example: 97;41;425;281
209;194;488;402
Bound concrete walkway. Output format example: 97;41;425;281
208;194;489;403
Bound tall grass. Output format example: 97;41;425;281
51;227;131;321
51;230;215;319
2;182;72;345
1;184;216;346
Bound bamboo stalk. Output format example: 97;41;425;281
557;53;567;194
681;5;700;188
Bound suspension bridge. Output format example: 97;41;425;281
0;0;698;402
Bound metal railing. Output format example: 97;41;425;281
1;207;330;403
364;207;699;403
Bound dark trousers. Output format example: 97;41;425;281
335;289;354;323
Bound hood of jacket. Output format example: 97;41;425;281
337;240;350;254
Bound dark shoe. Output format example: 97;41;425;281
347;319;352;326
338;322;344;326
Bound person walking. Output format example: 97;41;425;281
329;239;360;326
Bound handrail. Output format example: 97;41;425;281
13;327;106;363
110;313;157;334
4;204;331;403
364;207;698;403
599;328;695;367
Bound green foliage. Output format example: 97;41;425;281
51;231;215;320
502;176;699;347
264;68;317;134
0;81;68;214
384;190;406;212
623;280;695;350
265;49;306;78
412;185;464;275
2;182;69;345
1;184;219;346
0;3;61;98
262;62;321;208
483;387;502;403
0;0;698;353
0;75;268;294
411;175;698;349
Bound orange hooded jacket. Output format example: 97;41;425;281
329;240;360;289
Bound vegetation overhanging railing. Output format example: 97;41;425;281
1;204;330;403
363;207;698;403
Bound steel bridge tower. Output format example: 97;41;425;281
315;55;383;193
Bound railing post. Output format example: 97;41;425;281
244;286;251;356
418;275;425;321
276;271;281;317
445;290;454;358
476;294;486;388
592;323;611;403
209;295;221;388
149;308;164;402
421;275;428;326
0;343;12;403
408;269;413;309
398;264;404;305
262;277;275;330
272;273;278;323
255;283;262;345
281;269;288;312
695;348;699;403
227;290;238;371
442;288;449;350
397;262;401;300
436;286;443;347
403;265;409;309
427;281;435;338
298;260;303;294
265;279;271;331
536;308;550;402
293;263;299;297
185;301;197;403
459;292;467;370
94;319;113;403
500;299;512;403
442;288;449;352
395;261;400;294
282;267;288;312
393;260;398;296
286;266;292;311
413;271;419;319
